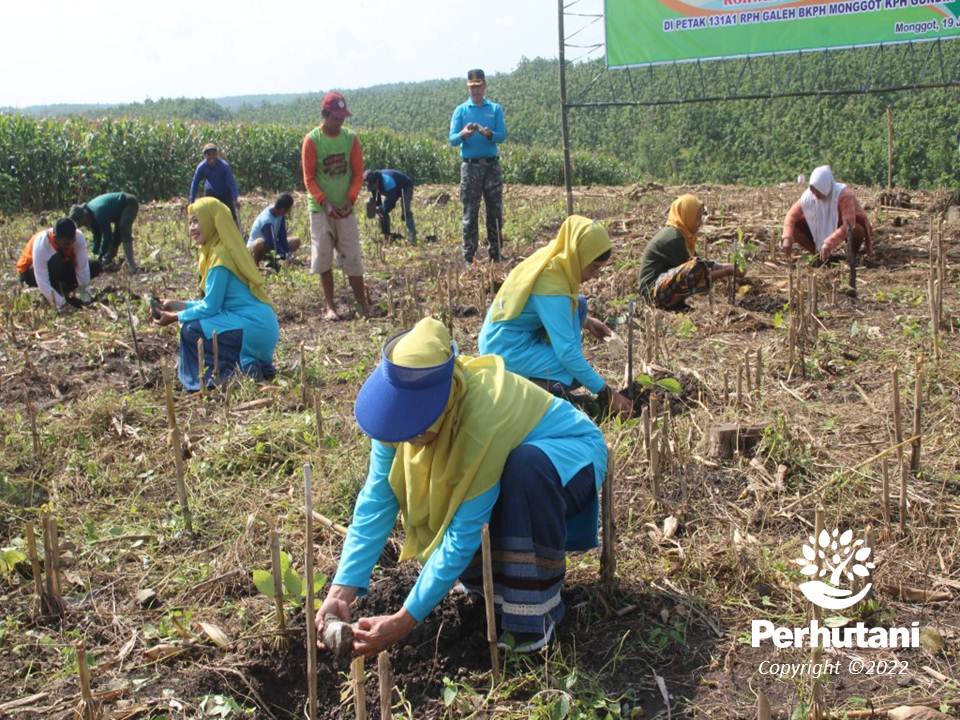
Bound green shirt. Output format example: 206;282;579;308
637;227;691;297
85;192;130;256
306;126;357;213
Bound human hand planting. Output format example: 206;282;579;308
584;316;612;340
352;610;417;657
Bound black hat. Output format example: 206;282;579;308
54;218;77;239
467;69;486;86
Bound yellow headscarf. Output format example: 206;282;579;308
489;215;612;323
386;318;554;561
666;194;705;256
189;197;271;306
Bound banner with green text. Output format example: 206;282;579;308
605;0;960;67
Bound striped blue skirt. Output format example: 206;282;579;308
461;444;597;636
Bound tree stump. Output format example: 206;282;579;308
708;423;766;460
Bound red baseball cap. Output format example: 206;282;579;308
322;91;352;119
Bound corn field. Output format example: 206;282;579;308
0;116;630;212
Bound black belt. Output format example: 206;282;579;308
464;157;499;164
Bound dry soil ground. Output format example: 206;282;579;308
0;182;958;719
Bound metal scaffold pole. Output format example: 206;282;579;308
558;0;575;216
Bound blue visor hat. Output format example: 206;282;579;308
354;329;458;442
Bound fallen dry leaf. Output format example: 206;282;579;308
880;584;952;603
142;643;181;662
663;515;679;539
919;627;946;654
197;621;230;649
887;707;950;720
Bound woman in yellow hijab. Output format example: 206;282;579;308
154;198;279;390
637;194;736;310
477;215;632;417
317;317;608;656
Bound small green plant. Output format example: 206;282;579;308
252;550;326;607
675;315;698;339
0;542;27;580
198;694;255;717
636;373;682;394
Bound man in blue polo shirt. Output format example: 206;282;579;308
449;68;506;265
188;143;241;227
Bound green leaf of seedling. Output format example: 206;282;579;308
308;572;327;597
279;551;292;575
636;373;653;387
441;677;459;707
0;548;26;577
655;378;682;394
251;569;275;599
282;567;302;601
549;694;571;720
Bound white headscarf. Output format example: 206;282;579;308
800;165;846;250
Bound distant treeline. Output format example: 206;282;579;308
4;50;959;211
0;116;628;212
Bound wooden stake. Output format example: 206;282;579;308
625;300;635;399
269;528;287;642
351;656;367;720
600;446;617;592
755;348;763;398
744;353;752;395
300;342;308;410
654;312;664;362
910;356;922;473
163;369;193;536
881;460;891;526
313;394;324;448
722;369;730;405
25;522;43;604
886;106;894;192
650;430;661;503
76;641;101;720
124;297;146;382
899;456;908;537
377;651;392;720
42;514;64;616
644;312;654;364
481;524;500;684
863;526;876;600
757;691;772;720
891;368;903;465
303;464;319;720
196;337;205;396
641;406;651;460
735;364;743;407
211;331;220;384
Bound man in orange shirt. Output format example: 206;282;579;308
301;92;369;319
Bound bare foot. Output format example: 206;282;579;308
323;306;340;321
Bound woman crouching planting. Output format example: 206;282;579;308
154;197;279;390
317;317;608;656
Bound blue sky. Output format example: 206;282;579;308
0;0;604;107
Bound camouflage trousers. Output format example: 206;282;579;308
459;158;503;263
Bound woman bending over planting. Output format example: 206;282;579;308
153;198;278;391
317;317;608;655
782;165;873;264
637;194;736;310
477;215;632;417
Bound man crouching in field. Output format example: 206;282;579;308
301;92;370;320
17;218;101;312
